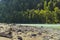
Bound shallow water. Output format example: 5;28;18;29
17;24;60;28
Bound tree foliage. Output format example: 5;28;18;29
0;0;60;24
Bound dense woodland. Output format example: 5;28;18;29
0;0;60;24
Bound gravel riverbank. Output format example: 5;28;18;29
0;23;60;40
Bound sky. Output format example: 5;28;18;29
0;0;1;1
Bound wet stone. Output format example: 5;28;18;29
18;36;23;40
17;29;22;32
31;34;37;37
37;32;42;35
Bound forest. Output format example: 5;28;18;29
0;0;60;24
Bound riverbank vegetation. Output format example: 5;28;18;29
0;0;60;24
